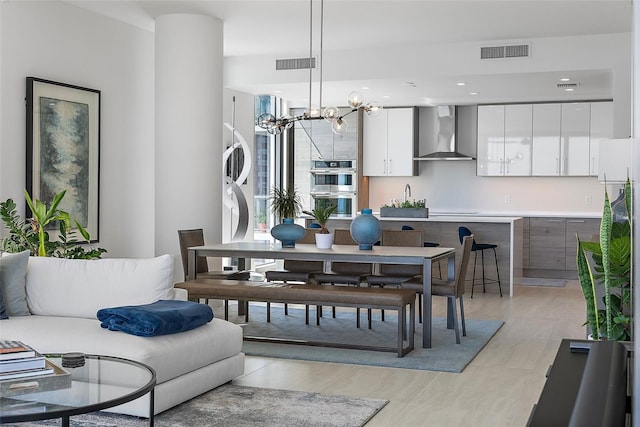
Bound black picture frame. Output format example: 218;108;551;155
26;77;101;242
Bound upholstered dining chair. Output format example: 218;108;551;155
313;229;373;327
402;234;474;343
458;226;502;297
177;229;250;281
363;229;424;322
265;229;323;318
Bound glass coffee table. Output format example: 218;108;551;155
0;354;156;427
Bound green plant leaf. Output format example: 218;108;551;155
577;236;599;338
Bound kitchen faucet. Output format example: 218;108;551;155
404;184;412;203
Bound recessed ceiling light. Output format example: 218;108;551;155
360;86;369;90
456;82;466;86
273;90;282;93
469;92;479;95
560;78;571;82
565;88;575;92
382;95;391;98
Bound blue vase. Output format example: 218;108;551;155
271;218;306;248
350;208;381;250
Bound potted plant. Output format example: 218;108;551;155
577;178;632;341
380;199;429;218
1;189;106;259
303;204;337;249
269;186;305;248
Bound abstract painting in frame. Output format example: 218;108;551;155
26;77;100;242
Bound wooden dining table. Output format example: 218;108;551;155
187;241;456;348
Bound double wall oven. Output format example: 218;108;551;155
309;160;357;217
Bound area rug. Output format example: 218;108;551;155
517;277;568;287
236;305;503;373
8;384;388;427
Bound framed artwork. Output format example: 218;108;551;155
26;77;101;242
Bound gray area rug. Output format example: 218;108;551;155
237;305;503;373
517;277;568;287
8;384;387;427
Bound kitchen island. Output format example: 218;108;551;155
315;214;523;297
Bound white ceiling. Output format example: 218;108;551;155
68;0;632;106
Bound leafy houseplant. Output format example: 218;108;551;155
577;178;631;341
269;186;303;222
303;205;337;234
269;186;305;248
1;189;106;259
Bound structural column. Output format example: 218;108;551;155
155;14;223;280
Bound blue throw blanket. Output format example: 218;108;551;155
97;300;214;337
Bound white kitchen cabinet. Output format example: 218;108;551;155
477;104;532;176
363;107;417;176
476;105;504;176
532;103;562;176
561;102;590;176
589;101;614;176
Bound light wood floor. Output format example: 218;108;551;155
232;280;586;427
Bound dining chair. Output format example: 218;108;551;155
363;229;423;323
177;229;250;281
402;234;474;343
265;229;323;319
312;229;373;327
458;226;502;297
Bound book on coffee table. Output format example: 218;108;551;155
0;340;36;360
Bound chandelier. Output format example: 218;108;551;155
257;0;382;135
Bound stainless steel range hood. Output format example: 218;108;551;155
414;105;475;161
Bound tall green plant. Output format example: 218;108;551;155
577;178;632;341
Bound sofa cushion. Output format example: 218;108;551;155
0;250;31;317
0;315;243;384
26;255;175;319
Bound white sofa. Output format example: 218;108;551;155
0;254;244;417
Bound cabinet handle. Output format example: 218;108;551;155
591;157;596;174
547;219;564;222
383;159;386;174
568;220;586;223
389;159;392;174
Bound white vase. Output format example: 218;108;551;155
315;233;334;249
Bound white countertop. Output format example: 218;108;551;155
326;214;522;223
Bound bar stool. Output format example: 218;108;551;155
458;226;502;297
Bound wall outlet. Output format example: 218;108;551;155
585;195;592;204
505;195;511;204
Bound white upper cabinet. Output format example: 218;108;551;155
479;101;611;177
532;103;562;175
504;104;533;175
363;108;417;176
561;103;590;176
589;101;614;176
476;105;505;176
478;104;532;176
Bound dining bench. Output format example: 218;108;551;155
174;279;416;357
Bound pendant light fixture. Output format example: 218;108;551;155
257;0;382;135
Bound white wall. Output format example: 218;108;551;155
0;1;155;257
368;165;606;215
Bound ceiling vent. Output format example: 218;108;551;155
276;57;316;70
480;44;530;59
557;82;579;88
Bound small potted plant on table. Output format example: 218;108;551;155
303;204;337;249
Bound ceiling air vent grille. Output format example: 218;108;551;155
276;57;316;70
481;44;530;59
557;83;579;88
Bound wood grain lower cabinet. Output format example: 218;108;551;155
528;218;566;270
526;217;600;273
